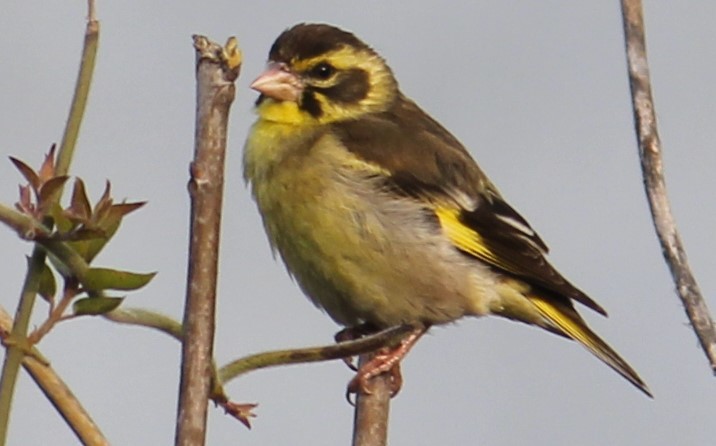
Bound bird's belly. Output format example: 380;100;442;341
255;165;490;328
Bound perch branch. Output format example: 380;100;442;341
174;35;241;446
351;353;392;446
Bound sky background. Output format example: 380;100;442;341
1;2;715;445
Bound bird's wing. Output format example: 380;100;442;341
333;94;606;315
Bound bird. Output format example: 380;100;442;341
243;23;651;398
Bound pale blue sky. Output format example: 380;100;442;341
1;2;715;445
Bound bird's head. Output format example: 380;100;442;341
251;23;398;124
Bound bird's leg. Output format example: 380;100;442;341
347;325;428;398
334;323;379;370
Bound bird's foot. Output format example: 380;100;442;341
334;323;379;371
345;325;427;400
346;347;404;398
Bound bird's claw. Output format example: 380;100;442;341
345;356;403;405
340;324;427;404
334;324;378;371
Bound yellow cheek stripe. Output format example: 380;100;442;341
293;47;365;72
287;46;396;124
435;206;508;271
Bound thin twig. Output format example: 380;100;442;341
217;325;413;384
621;0;716;371
174;36;241;446
0;203;49;238
0;250;48;446
0;306;108;445
104;307;184;341
28;283;79;345
56;0;99;177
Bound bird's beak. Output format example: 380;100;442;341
250;62;303;102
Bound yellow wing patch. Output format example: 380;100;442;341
528;294;651;396
528;295;595;349
436;206;511;271
340;154;391;176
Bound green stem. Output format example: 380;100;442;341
56;15;99;177
40;240;90;279
0;203;47;237
0;248;47;444
104;308;183;341
0;9;98;445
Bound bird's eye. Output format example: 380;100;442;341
310;62;335;80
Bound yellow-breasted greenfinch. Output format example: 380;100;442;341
243;23;650;397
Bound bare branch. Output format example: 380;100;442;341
621;0;716;371
174;36;241;446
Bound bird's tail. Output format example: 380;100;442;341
527;294;652;397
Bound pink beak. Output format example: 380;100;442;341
250;62;303;102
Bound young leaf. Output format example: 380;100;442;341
223;402;258;429
82;267;156;291
77;225;116;263
38;144;58;183
9;157;40;192
66;239;92;263
61;227;105;242
107;201;146;220
16;185;35;215
50;203;76;234
37;261;57;303
73;296;124;316
81;201;145;262
38;175;69;204
67;178;92;222
92;181;113;223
